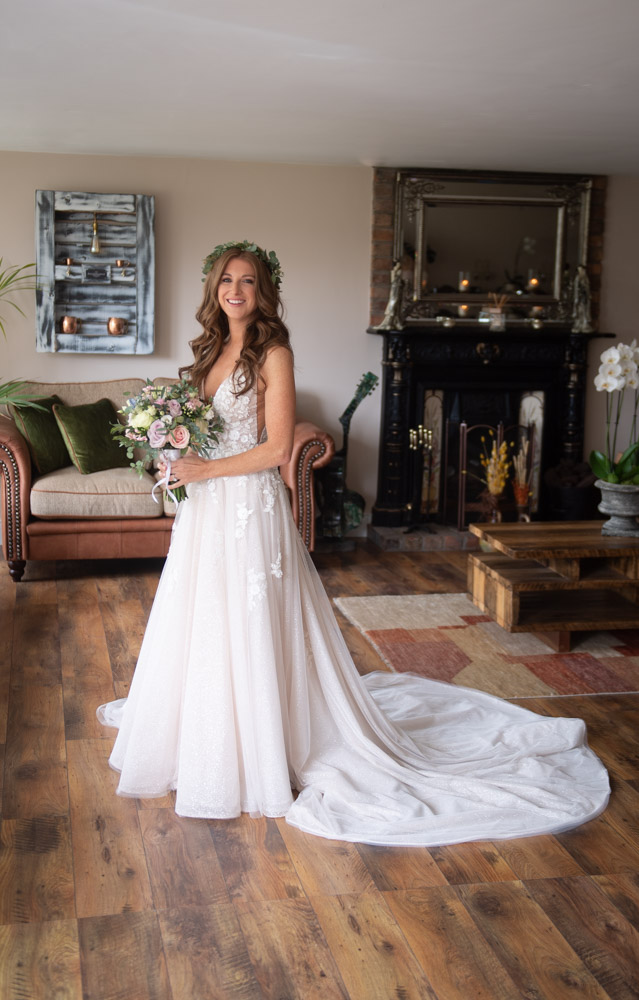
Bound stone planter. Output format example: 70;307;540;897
595;479;639;536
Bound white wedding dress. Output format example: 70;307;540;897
98;374;610;846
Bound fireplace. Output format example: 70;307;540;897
369;326;604;529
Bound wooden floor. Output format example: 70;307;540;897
1;542;639;1000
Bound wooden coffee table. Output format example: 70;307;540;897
467;521;639;651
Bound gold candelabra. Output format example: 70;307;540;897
408;425;433;452
406;425;435;532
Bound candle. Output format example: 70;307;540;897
458;271;471;292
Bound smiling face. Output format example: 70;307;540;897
216;255;257;327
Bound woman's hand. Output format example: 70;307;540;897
159;453;212;489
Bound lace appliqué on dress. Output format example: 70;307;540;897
211;375;258;459
271;552;283;578
247;567;267;609
258;469;279;515
235;503;253;539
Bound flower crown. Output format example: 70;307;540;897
202;240;283;289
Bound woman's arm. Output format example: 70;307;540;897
168;347;296;487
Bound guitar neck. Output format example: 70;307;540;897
338;373;378;438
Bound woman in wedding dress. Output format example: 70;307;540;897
98;242;610;846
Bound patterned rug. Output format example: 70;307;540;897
334;593;639;698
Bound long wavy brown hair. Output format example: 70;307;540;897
179;249;292;397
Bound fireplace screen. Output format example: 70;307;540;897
416;389;545;528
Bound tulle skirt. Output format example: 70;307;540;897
98;469;610;846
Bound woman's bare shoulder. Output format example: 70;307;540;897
261;345;294;385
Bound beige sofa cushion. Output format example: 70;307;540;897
31;466;163;519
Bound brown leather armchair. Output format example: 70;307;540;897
1;379;334;581
279;421;335;551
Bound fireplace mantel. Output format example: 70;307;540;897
368;325;612;527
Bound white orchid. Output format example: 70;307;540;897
619;358;638;377
598;362;622;380
600;346;620;364
590;340;639;483
595;372;622;392
599;359;622;377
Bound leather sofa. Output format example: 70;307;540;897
0;378;334;582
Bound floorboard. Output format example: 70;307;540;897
1;542;638;998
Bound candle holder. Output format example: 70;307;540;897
458;270;471;292
526;269;540;292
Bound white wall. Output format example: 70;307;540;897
586;176;639;466
0;152;380;523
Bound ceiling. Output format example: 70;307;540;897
3;0;639;174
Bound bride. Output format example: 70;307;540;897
98;241;610;846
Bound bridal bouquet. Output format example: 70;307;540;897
112;378;224;502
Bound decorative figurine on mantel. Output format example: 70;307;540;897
374;259;405;331
571;265;594;333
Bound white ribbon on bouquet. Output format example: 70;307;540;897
151;448;182;505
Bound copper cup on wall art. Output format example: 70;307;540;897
61;316;80;334
107;317;128;336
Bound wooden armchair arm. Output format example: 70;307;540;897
0;417;33;566
280;420;335;550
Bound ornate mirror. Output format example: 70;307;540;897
394;169;592;326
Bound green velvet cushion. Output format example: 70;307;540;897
53;398;129;475
10;395;71;475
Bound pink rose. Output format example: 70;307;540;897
148;419;168;448
167;399;182;417
168;425;190;449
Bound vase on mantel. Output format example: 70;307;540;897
513;482;531;523
595;479;639;537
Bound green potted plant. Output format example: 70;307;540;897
589;341;639;536
0;258;44;410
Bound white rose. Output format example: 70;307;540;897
130;408;155;430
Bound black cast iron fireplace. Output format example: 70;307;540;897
369;325;606;529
